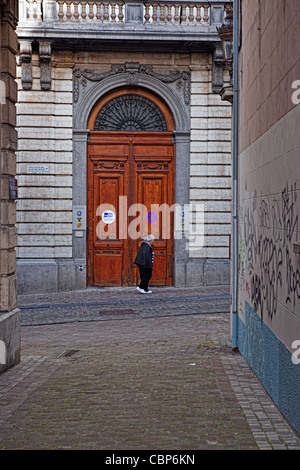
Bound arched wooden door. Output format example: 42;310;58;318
87;88;175;287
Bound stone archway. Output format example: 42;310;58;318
86;87;176;287
72;62;191;287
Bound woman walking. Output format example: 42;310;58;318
134;235;155;294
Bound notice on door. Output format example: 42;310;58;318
102;210;116;224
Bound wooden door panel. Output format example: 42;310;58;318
133;145;173;158
142;177;163;239
94;175;120;242
93;175;124;286
152;249;167;284
133;138;174;286
87;143;129;286
94;248;123;286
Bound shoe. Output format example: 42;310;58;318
137;287;146;294
145;290;152;294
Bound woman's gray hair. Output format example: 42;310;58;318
144;234;155;242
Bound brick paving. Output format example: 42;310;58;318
0;285;299;451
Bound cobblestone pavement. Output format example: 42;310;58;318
0;286;299;451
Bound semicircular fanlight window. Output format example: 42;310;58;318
94;94;168;132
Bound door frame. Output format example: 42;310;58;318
72;68;191;287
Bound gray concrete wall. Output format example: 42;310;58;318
236;0;300;435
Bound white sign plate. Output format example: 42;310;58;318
27;165;49;173
102;210;116;224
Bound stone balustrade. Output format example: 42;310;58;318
19;0;229;26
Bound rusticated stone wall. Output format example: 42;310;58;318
0;0;21;373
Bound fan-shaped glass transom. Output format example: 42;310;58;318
94;94;168;131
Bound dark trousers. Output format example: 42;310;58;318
138;266;152;292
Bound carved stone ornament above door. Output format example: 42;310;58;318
73;62;191;106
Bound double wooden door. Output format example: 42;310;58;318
87;132;174;286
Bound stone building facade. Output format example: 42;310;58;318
16;0;232;294
0;0;20;372
234;0;300;435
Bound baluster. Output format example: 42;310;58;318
27;0;34;20
66;0;72;21
81;1;87;19
152;3;158;23
203;4;209;25
188;4;194;24
166;3;172;24
35;0;42;20
195;4;201;24
73;0;80;21
103;1;109;22
174;3;180;24
111;2;116;22
159;3;165;23
144;2;150;23
57;0;65;21
95;2;101;21
181;4;187;24
117;2;124;22
88;1;94;20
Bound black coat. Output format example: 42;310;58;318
134;242;153;270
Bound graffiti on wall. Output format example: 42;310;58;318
239;183;300;319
